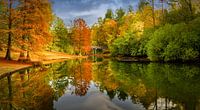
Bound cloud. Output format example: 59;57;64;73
52;0;139;26
54;92;124;110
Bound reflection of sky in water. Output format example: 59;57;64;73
53;81;145;110
1;60;200;110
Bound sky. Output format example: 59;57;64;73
52;0;139;26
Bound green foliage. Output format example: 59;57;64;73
109;32;130;56
95;60;200;108
138;0;149;11
128;5;134;13
109;35;130;56
164;9;193;24
189;17;200;36
49;16;73;53
138;28;154;56
91;3;200;62
147;23;200;61
105;9;114;20
115;8;125;24
110;32;141;56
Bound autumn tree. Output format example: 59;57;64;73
0;0;18;60
92;18;118;49
91;17;107;47
138;0;163;28
71;18;91;55
17;0;52;61
0;0;5;50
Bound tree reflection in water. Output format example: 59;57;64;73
0;68;54;110
72;60;92;96
1;59;200;110
92;61;200;110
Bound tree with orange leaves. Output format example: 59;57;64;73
71;18;91;55
0;0;18;60
17;0;52;62
0;0;52;61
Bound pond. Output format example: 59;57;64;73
0;58;200;110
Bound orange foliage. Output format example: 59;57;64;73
16;0;52;51
82;61;92;82
104;19;117;27
82;27;91;54
73;61;92;96
72;18;91;55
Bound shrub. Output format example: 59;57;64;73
147;23;200;61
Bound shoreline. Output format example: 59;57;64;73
114;56;200;64
1;53;199;80
0;54;88;80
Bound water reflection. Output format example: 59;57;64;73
0;68;54;110
1;59;200;110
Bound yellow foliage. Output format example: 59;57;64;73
135;82;147;97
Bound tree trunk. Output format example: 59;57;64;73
18;51;31;62
26;51;31;62
188;0;193;19
18;0;28;62
152;0;155;27
18;51;26;62
162;0;164;22
5;0;13;60
5;32;12;60
18;36;26;62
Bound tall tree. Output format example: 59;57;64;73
164;0;196;23
17;0;52;61
5;0;14;60
150;0;156;27
50;16;69;53
0;0;18;60
72;18;91;55
115;8;125;22
128;5;134;13
179;0;194;20
105;9;114;20
91;19;117;49
138;0;159;28
138;0;149;11
0;0;5;50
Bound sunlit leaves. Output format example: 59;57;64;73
17;0;53;51
72;18;91;55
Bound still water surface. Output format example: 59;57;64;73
0;59;200;110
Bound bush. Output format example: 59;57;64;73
109;32;135;56
109;28;153;57
147;23;200;61
189;17;200;34
137;28;154;57
109;32;145;57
